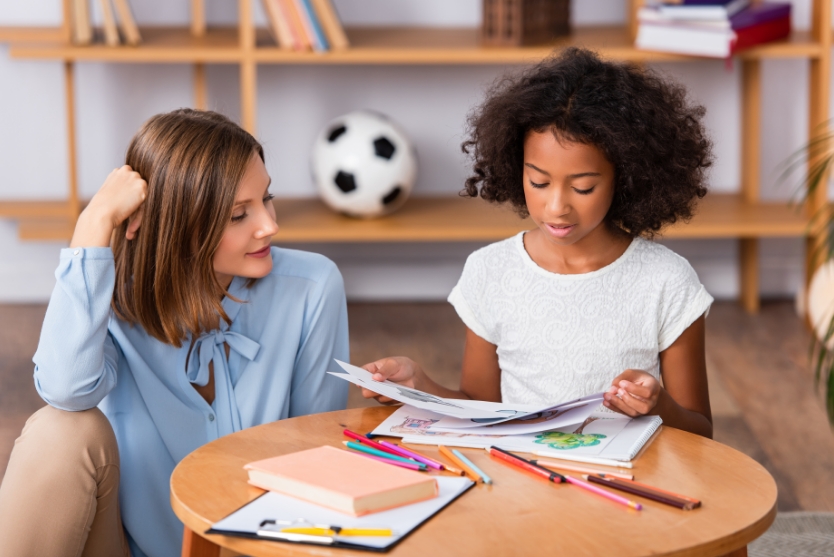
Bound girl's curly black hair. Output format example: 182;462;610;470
462;47;713;238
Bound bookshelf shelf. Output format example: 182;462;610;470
0;194;810;243
0;0;830;312
7;26;824;64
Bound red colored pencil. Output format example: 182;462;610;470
487;446;565;483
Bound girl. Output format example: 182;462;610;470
0;109;349;557
361;48;714;438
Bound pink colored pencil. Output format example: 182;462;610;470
343;429;409;459
564;475;642;510
377;440;444;470
352;451;427;471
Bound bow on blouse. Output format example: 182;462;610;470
186;330;260;387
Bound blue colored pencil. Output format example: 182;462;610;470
451;448;493;485
343;441;427;469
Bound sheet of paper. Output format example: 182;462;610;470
372;405;629;456
208;476;474;550
330;360;605;426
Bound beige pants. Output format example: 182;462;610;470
0;405;130;557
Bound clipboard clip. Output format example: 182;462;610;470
257;519;335;545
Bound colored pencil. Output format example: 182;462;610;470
583;475;699;510
613;477;701;506
438;445;482;482
351;450;427;472
451;448;493;485
377;440;444;470
343;429;407;458
343;441;427;469
565;475;642;510
486;447;565;483
531;450;634;469
530;458;634;480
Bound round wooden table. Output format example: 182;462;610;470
171;407;776;557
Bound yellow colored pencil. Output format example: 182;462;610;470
438;445;482;483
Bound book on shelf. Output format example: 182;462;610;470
71;0;93;45
637;2;791;58
98;0;121;46
283;0;313;50
656;0;751;21
112;0;142;46
295;0;329;52
244;445;439;516
310;0;349;49
261;0;295;50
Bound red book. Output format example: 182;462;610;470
731;15;790;54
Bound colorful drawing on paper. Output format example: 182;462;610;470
533;417;606;450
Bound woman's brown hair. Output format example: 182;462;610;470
111;108;264;347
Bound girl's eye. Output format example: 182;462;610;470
574;186;596;195
231;212;247;223
529;180;548;189
263;193;275;204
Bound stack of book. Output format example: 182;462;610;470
635;0;792;58
261;0;349;52
71;0;142;47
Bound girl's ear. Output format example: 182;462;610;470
126;205;144;240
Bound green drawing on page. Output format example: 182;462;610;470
534;432;606;450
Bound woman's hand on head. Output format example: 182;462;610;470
603;369;661;418
71;166;148;248
359;357;424;405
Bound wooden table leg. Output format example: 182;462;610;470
720;546;747;557
182;526;220;557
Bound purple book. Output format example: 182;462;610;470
731;3;791;30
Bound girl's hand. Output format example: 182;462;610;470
603;369;661;417
71;165;148;248
359;357;424;405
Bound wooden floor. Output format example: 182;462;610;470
1;301;833;511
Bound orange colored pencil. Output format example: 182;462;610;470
438;445;482;482
531;458;634;480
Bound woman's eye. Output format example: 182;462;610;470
574;186;596;195
263;193;275;204
529;180;548;189
231;212;247;222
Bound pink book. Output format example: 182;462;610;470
244;445;438;516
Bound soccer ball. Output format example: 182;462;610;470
311;110;417;218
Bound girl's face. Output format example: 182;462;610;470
214;153;279;290
522;131;616;250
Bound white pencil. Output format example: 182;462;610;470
531;450;634;469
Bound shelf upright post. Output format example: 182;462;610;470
64;60;80;222
62;0;72;43
806;0;832;286
740;59;762;313
192;0;207;110
239;0;257;134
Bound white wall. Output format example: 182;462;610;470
0;0;825;302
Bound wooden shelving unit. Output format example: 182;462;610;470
0;0;830;313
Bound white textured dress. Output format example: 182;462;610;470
448;232;714;406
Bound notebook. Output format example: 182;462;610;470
208;475;474;551
245;446;438;516
372;406;663;466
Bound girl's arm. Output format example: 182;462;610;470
33;167;146;411
361;327;502;402
604;315;713;438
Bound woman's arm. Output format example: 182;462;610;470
604;315;713;438
360;327;502;402
34;167;146;411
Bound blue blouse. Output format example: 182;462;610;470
33;246;349;557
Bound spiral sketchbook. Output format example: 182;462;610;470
372;406;663;465
207;476;474;552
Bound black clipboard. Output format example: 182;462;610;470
205;476;475;552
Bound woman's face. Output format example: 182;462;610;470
522;130;616;250
213;153;279;290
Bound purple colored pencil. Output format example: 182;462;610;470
377;440;444;470
352;451;427;471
